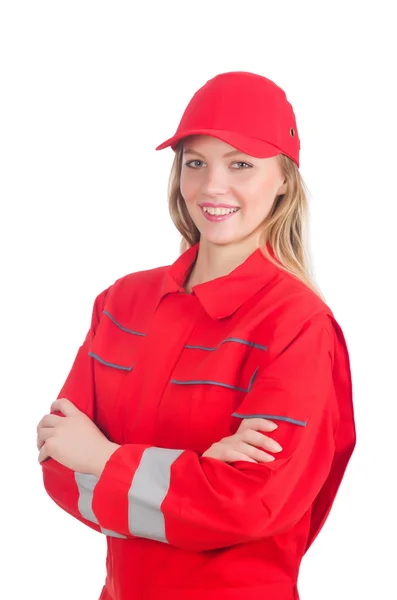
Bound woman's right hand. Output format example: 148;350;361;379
201;418;283;464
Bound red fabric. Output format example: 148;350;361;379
155;71;301;167
42;289;110;535
41;242;356;599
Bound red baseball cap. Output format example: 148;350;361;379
155;71;300;168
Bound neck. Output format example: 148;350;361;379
184;236;265;292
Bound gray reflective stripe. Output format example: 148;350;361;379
171;366;259;393
101;528;126;538
103;310;146;337
88;351;134;372
74;472;127;538
231;412;307;427
128;447;184;543
185;338;267;352
75;472;98;523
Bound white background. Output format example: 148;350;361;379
1;1;396;598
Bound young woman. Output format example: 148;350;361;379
37;71;356;600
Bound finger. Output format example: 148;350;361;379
230;454;258;464
50;398;76;417
220;448;258;464
237;417;278;433
38;443;50;463
203;443;258;464
37;427;55;450
36;414;63;434
240;429;283;453
237;441;276;463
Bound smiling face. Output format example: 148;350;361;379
179;135;287;251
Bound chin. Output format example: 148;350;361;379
199;231;244;247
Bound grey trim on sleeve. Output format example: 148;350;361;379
74;472;127;538
231;413;307;427
127;447;184;543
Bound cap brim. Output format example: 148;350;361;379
155;129;284;160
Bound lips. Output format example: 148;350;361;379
199;203;240;209
199;205;240;222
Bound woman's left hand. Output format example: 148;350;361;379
37;398;120;477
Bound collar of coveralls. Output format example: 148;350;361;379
157;241;283;320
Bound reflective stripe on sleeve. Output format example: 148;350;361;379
128;447;184;542
232;412;308;427
74;472;126;538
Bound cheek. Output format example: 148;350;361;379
180;174;199;206
239;179;278;215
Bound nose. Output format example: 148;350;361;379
201;165;229;198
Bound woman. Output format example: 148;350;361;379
37;71;356;600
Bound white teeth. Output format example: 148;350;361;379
202;206;239;216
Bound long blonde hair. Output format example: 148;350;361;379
166;141;325;301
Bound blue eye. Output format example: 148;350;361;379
232;162;251;169
184;160;203;168
184;160;252;169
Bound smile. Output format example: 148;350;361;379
200;206;240;222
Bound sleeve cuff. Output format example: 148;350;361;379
92;444;151;536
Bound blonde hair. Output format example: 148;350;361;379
166;141;325;301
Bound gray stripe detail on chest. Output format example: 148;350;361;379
103;310;146;336
171;366;259;393
88;351;134;372
185;337;267;352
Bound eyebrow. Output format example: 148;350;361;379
183;148;248;159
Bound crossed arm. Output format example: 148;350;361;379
38;303;343;552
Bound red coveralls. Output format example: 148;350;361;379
41;242;356;600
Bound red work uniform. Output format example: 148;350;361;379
41;242;356;600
